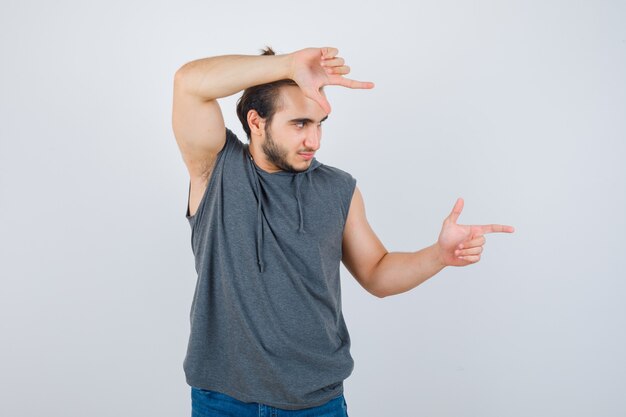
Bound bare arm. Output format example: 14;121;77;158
174;54;293;104
172;54;293;178
342;188;515;298
341;187;445;298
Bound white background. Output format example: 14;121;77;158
1;0;625;416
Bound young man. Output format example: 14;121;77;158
172;46;514;417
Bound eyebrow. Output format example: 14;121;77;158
288;115;329;124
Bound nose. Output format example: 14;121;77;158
304;125;321;151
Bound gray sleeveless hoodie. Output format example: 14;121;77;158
184;128;357;410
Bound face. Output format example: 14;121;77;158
256;86;328;173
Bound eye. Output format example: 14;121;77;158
295;121;306;128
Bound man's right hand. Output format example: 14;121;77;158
289;47;375;114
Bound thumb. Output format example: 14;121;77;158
448;197;464;224
304;87;332;114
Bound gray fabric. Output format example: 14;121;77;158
184;128;357;410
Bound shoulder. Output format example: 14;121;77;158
223;127;245;152
214;127;249;170
314;163;356;185
313;163;357;207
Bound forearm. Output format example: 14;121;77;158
369;243;446;298
174;53;293;100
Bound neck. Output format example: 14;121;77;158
248;140;282;173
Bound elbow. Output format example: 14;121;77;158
365;277;391;299
173;64;215;101
372;287;391;299
355;275;389;299
175;60;194;78
173;62;199;94
173;66;189;89
373;292;388;299
366;254;391;299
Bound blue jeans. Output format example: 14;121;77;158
191;387;349;417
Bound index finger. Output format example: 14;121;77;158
329;76;375;89
478;224;515;234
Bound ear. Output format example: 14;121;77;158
247;109;266;137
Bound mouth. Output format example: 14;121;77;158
298;152;315;161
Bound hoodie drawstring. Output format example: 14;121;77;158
247;154;266;273
295;173;306;234
245;145;318;273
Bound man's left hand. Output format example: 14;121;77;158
436;198;515;267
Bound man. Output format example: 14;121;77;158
172;46;514;417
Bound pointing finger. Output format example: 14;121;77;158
478;224;515;234
328;75;375;89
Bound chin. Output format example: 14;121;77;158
291;157;309;166
292;162;310;173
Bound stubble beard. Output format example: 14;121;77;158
262;127;308;173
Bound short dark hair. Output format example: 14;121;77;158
236;46;297;140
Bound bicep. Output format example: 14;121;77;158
172;71;226;179
341;186;387;293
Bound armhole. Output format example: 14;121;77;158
185;130;233;224
341;175;358;228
